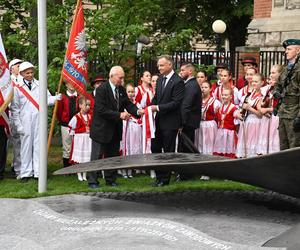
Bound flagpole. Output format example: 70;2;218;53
47;0;82;153
38;0;48;192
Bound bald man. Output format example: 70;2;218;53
88;66;143;188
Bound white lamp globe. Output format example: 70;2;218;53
212;20;226;34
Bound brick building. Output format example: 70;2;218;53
247;0;300;50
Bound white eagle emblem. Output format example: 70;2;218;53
71;30;87;72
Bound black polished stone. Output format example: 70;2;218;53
54;147;300;199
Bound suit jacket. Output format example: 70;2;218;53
90;82;139;144
181;77;202;129
151;72;185;130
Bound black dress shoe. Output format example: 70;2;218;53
88;183;100;189
152;181;168;187
106;182;117;187
157;181;167;187
21;177;29;183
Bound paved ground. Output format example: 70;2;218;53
1;190;300;249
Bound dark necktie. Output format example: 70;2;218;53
115;87;119;109
162;76;167;93
24;80;32;90
28;82;32;90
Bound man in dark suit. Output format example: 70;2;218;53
150;55;185;186
177;63;202;180
179;63;202;147
88;66;143;188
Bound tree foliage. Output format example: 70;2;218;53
0;0;253;88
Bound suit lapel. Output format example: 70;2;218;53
157;77;163;101
158;74;175;101
106;83;118;110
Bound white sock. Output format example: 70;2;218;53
77;173;83;181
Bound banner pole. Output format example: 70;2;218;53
47;0;81;153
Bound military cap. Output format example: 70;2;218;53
282;39;300;48
241;56;257;67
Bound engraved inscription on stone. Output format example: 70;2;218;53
286;0;300;9
274;0;284;7
32;209;233;250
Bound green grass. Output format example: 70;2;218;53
0;146;260;199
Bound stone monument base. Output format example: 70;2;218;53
1;192;300;249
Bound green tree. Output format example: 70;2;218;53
151;0;253;52
0;0;253;87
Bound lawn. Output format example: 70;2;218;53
0;146;260;198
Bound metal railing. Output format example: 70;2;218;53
90;50;287;81
259;51;286;77
142;50;286;79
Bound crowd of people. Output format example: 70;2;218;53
0;39;299;188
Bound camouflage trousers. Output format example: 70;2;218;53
279;118;300;150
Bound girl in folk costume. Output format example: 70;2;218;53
146;74;158;178
213;88;243;158
237;67;257;104
135;71;153;108
236;73;263;158
196;70;208;87
257;65;283;154
213;68;239;105
195;81;221;154
120;83;143;178
68;97;92;181
211;63;228;93
150;74;158;95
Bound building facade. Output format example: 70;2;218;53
247;0;300;50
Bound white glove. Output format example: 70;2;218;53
55;93;62;101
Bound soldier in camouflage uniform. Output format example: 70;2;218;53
273;39;300;150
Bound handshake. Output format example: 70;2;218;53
120;109;145;120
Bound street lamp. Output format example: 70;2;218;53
212;20;226;52
134;35;150;85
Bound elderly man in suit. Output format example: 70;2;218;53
150;55;185;186
88;66;144;188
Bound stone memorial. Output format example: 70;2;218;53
1;193;300;249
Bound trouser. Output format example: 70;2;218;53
179;126;195;153
177;126;196;180
61;126;72;165
279;118;300;150
10;123;21;174
151;126;178;184
87;138;120;185
0;126;7;177
20;115;39;178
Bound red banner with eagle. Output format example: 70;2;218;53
62;0;88;96
0;33;12;134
